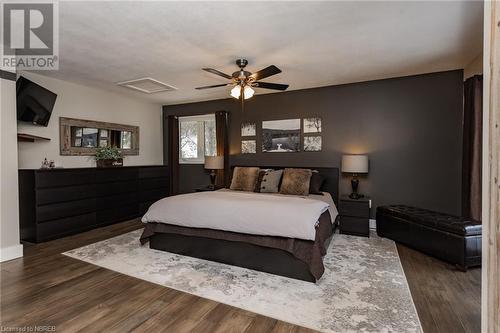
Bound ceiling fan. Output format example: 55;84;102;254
195;59;289;100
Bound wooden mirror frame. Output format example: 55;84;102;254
60;117;139;156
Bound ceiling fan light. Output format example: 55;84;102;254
243;86;255;99
230;86;241;99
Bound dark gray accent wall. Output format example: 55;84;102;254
163;70;464;217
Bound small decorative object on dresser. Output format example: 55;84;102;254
339;195;370;237
95;146;123;167
341;154;369;199
204;155;224;189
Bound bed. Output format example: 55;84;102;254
140;167;339;282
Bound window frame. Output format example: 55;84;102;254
178;114;216;165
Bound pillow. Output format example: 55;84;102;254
254;170;267;192
254;169;273;192
279;168;313;196
230;167;260;191
258;169;283;193
309;171;325;195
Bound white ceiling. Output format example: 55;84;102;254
35;1;483;105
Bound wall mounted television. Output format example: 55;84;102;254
16;76;57;127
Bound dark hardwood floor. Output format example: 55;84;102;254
1;220;481;332
397;243;481;333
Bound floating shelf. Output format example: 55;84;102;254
17;133;51;143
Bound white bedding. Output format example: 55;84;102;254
141;189;338;241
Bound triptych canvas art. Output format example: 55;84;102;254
240;117;322;154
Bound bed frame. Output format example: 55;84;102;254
148;166;339;282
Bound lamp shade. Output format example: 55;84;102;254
204;156;224;170
341;155;369;173
230;86;241;99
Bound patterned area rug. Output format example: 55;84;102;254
64;230;422;332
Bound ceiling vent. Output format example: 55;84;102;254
116;77;177;94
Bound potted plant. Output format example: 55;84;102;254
95;146;123;168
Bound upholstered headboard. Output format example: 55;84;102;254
229;166;340;206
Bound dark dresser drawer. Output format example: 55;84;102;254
96;180;138;196
35;169;95;188
139;177;169;191
96;192;139;210
36;198;96;222
139;166;168;179
37;184;96;205
340;200;370;218
139;187;169;203
36;213;97;242
139;201;154;215
96;205;139;225
340;216;370;237
96;168;138;183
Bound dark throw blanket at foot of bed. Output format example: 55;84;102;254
140;211;336;282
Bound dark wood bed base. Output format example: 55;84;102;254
148;166;339;282
150;232;334;282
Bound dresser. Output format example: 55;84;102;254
19;166;169;242
339;195;371;237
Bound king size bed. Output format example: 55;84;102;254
140;166;339;282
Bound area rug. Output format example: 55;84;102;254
64;230;422;332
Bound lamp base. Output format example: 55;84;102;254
209;170;216;189
349;175;364;199
349;193;365;200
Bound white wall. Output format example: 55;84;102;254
17;72;163;169
0;72;23;262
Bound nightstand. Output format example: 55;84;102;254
195;186;223;192
339;195;371;237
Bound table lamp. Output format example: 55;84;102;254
341;155;369;199
204;156;224;189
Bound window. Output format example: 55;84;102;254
121;131;132;149
179;114;216;164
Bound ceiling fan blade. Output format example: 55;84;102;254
252;82;289;91
249;65;282;81
195;83;230;90
202;68;232;79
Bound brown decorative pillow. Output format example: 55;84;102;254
279;168;313;196
309;171;325;195
230;167;260;191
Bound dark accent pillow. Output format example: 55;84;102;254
254;170;267;192
259;169;283;193
279;168;313;196
309;171;325;195
230;167;260;191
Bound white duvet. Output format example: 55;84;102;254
141;189;338;241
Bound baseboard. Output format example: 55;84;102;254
369;219;377;230
0;244;24;262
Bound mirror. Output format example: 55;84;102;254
70;127;132;149
60;117;139;156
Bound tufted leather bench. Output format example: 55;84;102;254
376;205;482;270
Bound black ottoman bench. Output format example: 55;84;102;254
376;205;482;270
